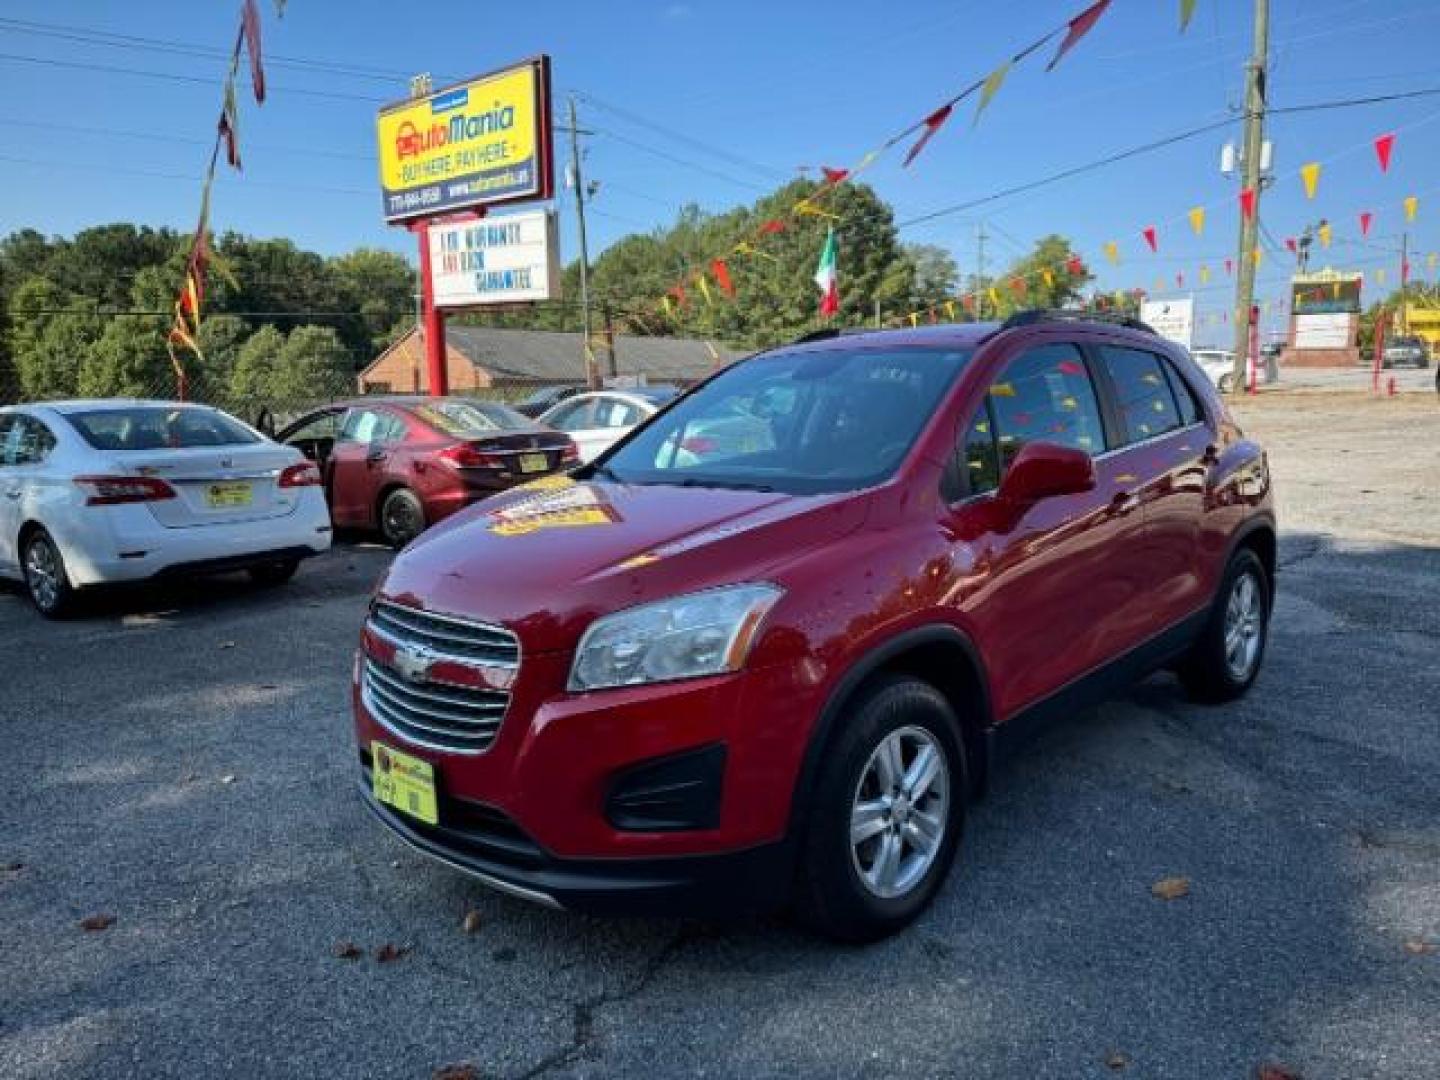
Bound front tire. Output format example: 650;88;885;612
379;487;426;550
794;675;967;943
1178;548;1270;703
22;529;77;619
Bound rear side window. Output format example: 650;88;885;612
1097;346;1184;444
66;407;259;450
1162;359;1202;426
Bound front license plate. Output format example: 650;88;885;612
518;453;549;474
205;481;253;509
371;740;439;825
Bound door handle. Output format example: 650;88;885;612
1201;443;1220;466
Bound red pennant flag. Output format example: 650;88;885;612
1225;258;1234;276
1374;132;1395;173
821;167;849;186
961;294;975;313
758;219;786;235
1360;211;1373;237
1238;187;1256;221
1402;260;1411;283
928;307;938;325
1010;277;1027;297
1047;0;1112;71
1176;273;1184;289
1142;225;1157;252
903;104;953;168
669;283;688;309
710;258;735;298
1285;237;1297;255
1066;255;1084;276
241;0;266;104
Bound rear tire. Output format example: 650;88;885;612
248;558;300;587
1178;548;1270;703
22;528;77;619
379;488;426;550
793;675;967;943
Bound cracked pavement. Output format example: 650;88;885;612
2;393;1437;1078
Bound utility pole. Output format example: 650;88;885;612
565;95;598;389
1400;231;1409;335
1230;0;1270;390
975;222;988;320
874;298;881;328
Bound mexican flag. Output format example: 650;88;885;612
813;226;839;318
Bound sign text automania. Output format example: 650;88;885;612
395;103;516;160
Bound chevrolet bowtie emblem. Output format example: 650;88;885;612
391;643;436;683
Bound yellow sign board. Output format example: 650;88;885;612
376;57;552;223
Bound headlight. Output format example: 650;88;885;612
568;583;783;692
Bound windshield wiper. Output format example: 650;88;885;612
674;477;777;492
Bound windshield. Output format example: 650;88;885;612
413;400;531;435
596;346;971;495
66;406;260;450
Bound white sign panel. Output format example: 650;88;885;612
1140;298;1195;348
429;209;560;307
1293;312;1352;349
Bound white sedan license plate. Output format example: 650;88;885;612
205;482;253;509
518;453;549;474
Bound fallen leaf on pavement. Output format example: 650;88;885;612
80;913;116;931
374;942;410;963
433;1065;480;1080
220;775;237;785
1151;876;1191;901
1403;939;1436;956
1256;1065;1302;1080
219;641;236;649
1104;1050;1130;1070
461;910;484;934
333;940;362;960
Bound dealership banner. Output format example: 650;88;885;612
428;210;560;307
376;57;552;223
1140;297;1194;348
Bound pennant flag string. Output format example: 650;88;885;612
1300;161;1320;199
1374;132;1395;173
1048;0;1112;71
903;105;954;168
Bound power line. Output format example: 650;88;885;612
0;115;371;161
0;153;374;197
576;92;784;181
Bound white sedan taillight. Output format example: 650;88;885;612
75;475;177;506
278;462;323;488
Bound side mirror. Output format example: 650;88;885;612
997;441;1095;504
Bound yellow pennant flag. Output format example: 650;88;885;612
1404;195;1419;222
1318;222;1332;248
1300;161;1321;200
1199;265;1210;284
1180;0;1197;32
1188;206;1205;235
695;273;713;306
1376;268;1386;285
974;61;1012;125
988;286;1001;308
660;295;673;316
945;300;956;319
1332;283;1341;299
1042;268;1055;288
909;312;920;328
1103;240;1119;265
1252;248;1263;268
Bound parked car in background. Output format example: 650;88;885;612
0;400;330;617
277;397;578;548
353;312;1275;941
537;386;681;462
514;384;585;419
1382;335;1430;369
1190;348;1239;393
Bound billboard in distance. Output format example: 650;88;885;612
1291;270;1362;315
1140;297;1194;348
377;57;553;223
428;210;560;308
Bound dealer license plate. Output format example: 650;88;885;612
518;453;549;474
204;481;253;509
371;740;439;825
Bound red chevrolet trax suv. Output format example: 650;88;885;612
353;313;1274;941
277;397;579;548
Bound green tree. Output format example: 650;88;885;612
229;324;286;409
903;244;959;310
78;316;172;398
8;278;101;399
193;314;252;406
329;248;415;352
274;324;353;404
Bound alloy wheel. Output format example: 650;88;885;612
24;536;61;612
849;725;949;900
1223;570;1264;681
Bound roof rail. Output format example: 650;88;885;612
999;309;1157;335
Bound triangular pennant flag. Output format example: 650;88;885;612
1318;222;1332;248
660;295;673;317
1180;0;1197;32
1225;258;1233;276
1374;132;1395;173
1142;225;1158;252
1010;276;1027;297
1285;237;1297;255
1042;268;1055;288
909;312;920;328
903;104;954;167
945;301;956;319
710;258;735;298
758;219;786;235
1360;211;1373;237
218;77;242;170
1199;265;1210;284
1300;161;1320;199
1376;267;1386;285
988;286;1001;308
1403;195;1418;222
974;61;1012;125
1402;260;1411;284
241;0;266;104
820;166;849;186
670;283;688;309
1252;248;1263;267
1066;255;1084;275
1176;273;1184;289
1103;241;1119;265
1048;0;1112;71
1239;187;1256;220
695;273;713;307
1188;206;1205;235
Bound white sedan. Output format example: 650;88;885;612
1190;349;1239;393
537;387;679;463
0;400;332;617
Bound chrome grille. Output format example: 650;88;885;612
369;601;520;668
362;659;509;754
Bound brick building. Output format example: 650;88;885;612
357;326;742;394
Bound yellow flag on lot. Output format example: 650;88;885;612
1042;268;1054;288
1318;222;1332;248
1188;206;1205;235
1404;195;1419;222
974;61;1012;125
988;286;1001;308
1376;268;1387;285
1300;161;1321;199
1103;241;1119;265
1252;248;1263;267
909;312;919;327
1199;264;1211;284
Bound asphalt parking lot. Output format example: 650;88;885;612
2;393;1437;1079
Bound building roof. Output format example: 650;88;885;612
363;326;744;385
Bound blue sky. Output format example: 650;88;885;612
2;0;1438;342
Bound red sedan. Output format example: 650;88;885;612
277;397;578;547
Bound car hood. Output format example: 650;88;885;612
377;475;870;653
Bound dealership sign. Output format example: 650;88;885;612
1294;312;1354;349
428;210;560;308
376;57;553;223
1140;298;1195;348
